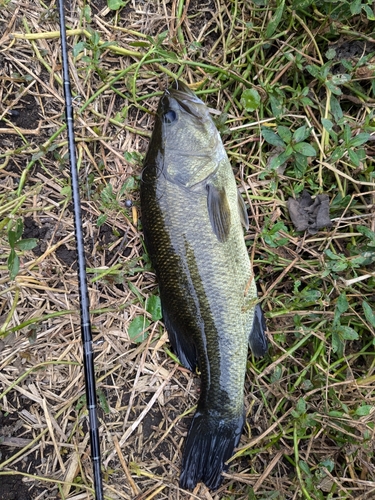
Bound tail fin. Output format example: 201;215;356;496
179;410;244;490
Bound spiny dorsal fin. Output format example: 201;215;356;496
206;183;231;242
237;190;249;230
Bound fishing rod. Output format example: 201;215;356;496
57;1;104;499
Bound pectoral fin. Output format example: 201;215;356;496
206;184;231;242
237;190;249;230
249;304;268;357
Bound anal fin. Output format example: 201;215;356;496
162;305;198;372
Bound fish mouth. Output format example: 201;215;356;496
170;80;196;96
161;80;204;119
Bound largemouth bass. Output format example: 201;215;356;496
140;81;267;490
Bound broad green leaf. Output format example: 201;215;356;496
262;128;286;148
8;230;17;249
331;331;343;356
325;48;336;60
331;74;351;85
356;148;367;162
306;64;321;79
73;41;86;57
89;29;100;45
350;255;368;267
15;219;24;240
294;152;308;177
97;388;110;414
83;5;92;22
321;119;338;141
240;88;261;112
350;0;362;15
15;238;38;251
269;150;292;171
330;94;343;121
293;281;301;294
269;93;284;117
321;118;334;132
8;249;20;280
292;0;314;9
357;225;375;241
299;461;311;476
363;3;375;20
124;152;143;166
325;249;341;260
120;177;137;195
301;379;314;390
337;292;349;314
319;459;334;472
272;221;287;233
328;410;344;417
101;183;114;204
300;96;314;106
155;48;178;63
263;233;289;248
76;394;86;411
300;289;321;302
343;124;351;144
284;144;294;156
61;185;71;198
347;148;360;167
330;146;345;162
114;111;126;123
277;125;292;144
97;214;107;227
265;0;285;39
270;364;283;383
293;142;316;156
155;31;169;45
293;125;310;143
334;292;348;327
325;80;342;96
331;260;348;272
128;316;150;343
338;325;359;341
362;301;375;328
349;133;370;148
355;405;373;416
296;397;307;415
146;295;162;321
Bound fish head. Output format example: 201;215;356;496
159;81;218;150
153;81;223;187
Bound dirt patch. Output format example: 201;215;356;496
0;407;55;500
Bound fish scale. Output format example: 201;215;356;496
140;81;267;490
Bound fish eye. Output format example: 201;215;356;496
163;109;177;124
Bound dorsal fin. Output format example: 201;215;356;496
249;304;268;357
237;190;249;230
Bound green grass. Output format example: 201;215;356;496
0;0;375;498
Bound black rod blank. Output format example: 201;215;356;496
57;2;104;499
